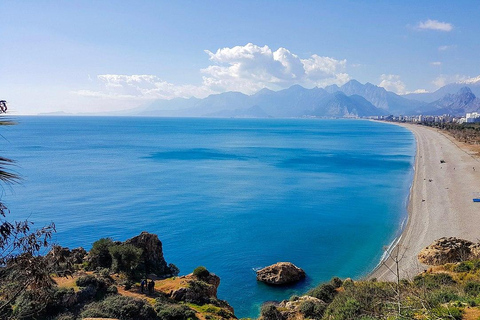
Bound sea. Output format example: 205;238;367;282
2;117;415;318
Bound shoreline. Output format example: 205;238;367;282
370;122;480;281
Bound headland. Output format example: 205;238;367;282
371;122;480;280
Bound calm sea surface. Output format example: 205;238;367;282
2;117;415;317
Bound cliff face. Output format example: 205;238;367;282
125;231;177;277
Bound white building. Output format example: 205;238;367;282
466;112;480;123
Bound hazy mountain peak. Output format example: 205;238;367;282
425;86;480;115
254;87;275;96
457;86;473;95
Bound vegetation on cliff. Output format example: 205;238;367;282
260;259;480;320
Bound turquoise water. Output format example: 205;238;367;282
2;117;415;317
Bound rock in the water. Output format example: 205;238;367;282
256;262;306;285
418;237;480;265
125;231;178;277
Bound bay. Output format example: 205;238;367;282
2;117;415;317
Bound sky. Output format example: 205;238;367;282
2;0;480;115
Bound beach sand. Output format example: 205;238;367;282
370;123;480;281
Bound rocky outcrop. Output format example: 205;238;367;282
277;296;326;320
169;272;235;314
418;237;480;265
125;231;178;278
256;262;306;285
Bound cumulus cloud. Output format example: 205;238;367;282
202;43;349;93
417;19;453;32
75;44;350;101
378;74;406;94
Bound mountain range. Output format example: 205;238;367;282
127;78;480;118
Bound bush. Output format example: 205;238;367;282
109;244;143;278
430;305;463;320
307;283;337;303
193;266;210;279
324;297;361;320
299;299;326;318
76;274;99;287
427;289;459;306
156;303;197;320
413;273;456;289
168;263;180;276
81;295;156;320
331;277;343;288
87;238;114;270
464;281;480;297
260;304;283;320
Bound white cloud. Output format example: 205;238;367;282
417;19;453;32
430;61;442;66
432;74;477;88
202;43;349;93
378;74;406;94
76;43;351;101
405;89;429;94
458;75;480;84
75;74;213;100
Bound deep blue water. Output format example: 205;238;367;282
2;117;415;317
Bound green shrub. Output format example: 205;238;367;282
76;274;99;287
464;281;480;297
429;305;463;320
109;244;143;278
156;304;197;320
81;295;156;320
413;273;456;289
331;277;343;288
427;289;459;306
324;297;361;320
193;266;210;279
87;238;114;269
260;304;282;320
307;283;337;303
299;299;326;318
454;261;472;272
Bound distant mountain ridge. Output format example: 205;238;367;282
130;78;480;118
423;87;480;116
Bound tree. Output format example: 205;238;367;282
0;102;59;319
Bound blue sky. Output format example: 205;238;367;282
2;0;480;114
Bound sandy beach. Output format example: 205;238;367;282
371;122;480;281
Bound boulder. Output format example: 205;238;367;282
256;262;306;285
125;231;177;277
418;237;480;265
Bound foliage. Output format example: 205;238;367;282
109;243;143;277
0;104;61;318
81;295;157;320
193;266;210;279
331;276;343;289
464;281;480;297
260;303;283;320
298;299;326;318
413;272;456;289
307;283;337;303
87;237;114;270
155;300;197;320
